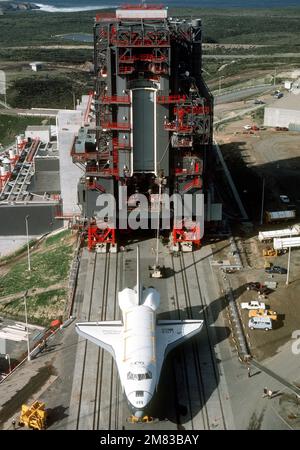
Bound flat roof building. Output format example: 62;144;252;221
264;92;300;128
29;62;43;72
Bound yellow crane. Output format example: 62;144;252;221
19;401;47;430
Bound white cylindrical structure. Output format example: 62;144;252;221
9;148;16;160
0;165;7;176
2;157;11;174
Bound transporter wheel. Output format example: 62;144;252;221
250;327;254;330
265;328;269;331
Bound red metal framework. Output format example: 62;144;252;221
84;91;94;125
119;54;136;63
111;30;170;47
88;225;116;251
181;177;202;192
101;122;131;131
148;63;168;75
71;151;99;162
164;122;193;133
0;173;11;191
138;53;167;62
171;136;193;148
100;95;130;104
174;105;210;115
95;13;116;22
112;138;131;149
86;179;106;193
26;139;40;163
172;220;201;246
157;95;186;104
119;66;135;74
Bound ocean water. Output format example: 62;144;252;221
34;0;300;13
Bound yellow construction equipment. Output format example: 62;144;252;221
263;248;277;257
127;415;154;424
264;259;272;269
19;401;47;430
249;309;278;320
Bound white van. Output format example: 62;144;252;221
248;317;272;331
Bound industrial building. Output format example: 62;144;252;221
29;62;43;72
264;92;300;129
71;4;221;252
0;126;62;236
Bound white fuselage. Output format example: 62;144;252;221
75;248;203;420
118;304;157;417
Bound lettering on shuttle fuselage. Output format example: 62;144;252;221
162;328;174;334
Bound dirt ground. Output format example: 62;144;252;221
213;103;300;361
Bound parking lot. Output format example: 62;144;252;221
213;102;300;361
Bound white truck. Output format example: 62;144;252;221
241;300;266;310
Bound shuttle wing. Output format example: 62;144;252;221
75;321;123;359
156;319;203;358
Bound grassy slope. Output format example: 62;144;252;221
0;8;299;48
0;8;300;103
0;230;75;326
0;115;54;147
6;71;91;109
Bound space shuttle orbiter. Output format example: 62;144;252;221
75;246;203;419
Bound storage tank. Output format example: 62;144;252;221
0;165;7;176
2;157;11;174
9;148;16;160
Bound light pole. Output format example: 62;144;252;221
25;215;31;272
260;177;265;225
286;229;292;286
24;291;31;361
5;354;11;373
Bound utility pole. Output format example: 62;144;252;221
260;177;265;225
286;230;292;285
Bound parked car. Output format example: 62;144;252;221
279;194;290;203
246;282;272;295
241;300;266;310
274;92;283;98
246;282;261;291
254;99;265;104
265;265;287;274
275;126;289;131
243;125;251;130
248;317;272;330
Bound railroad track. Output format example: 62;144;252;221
69;250;124;430
68;241;228;430
168;251;227;430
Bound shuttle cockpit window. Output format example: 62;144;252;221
127;370;152;381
